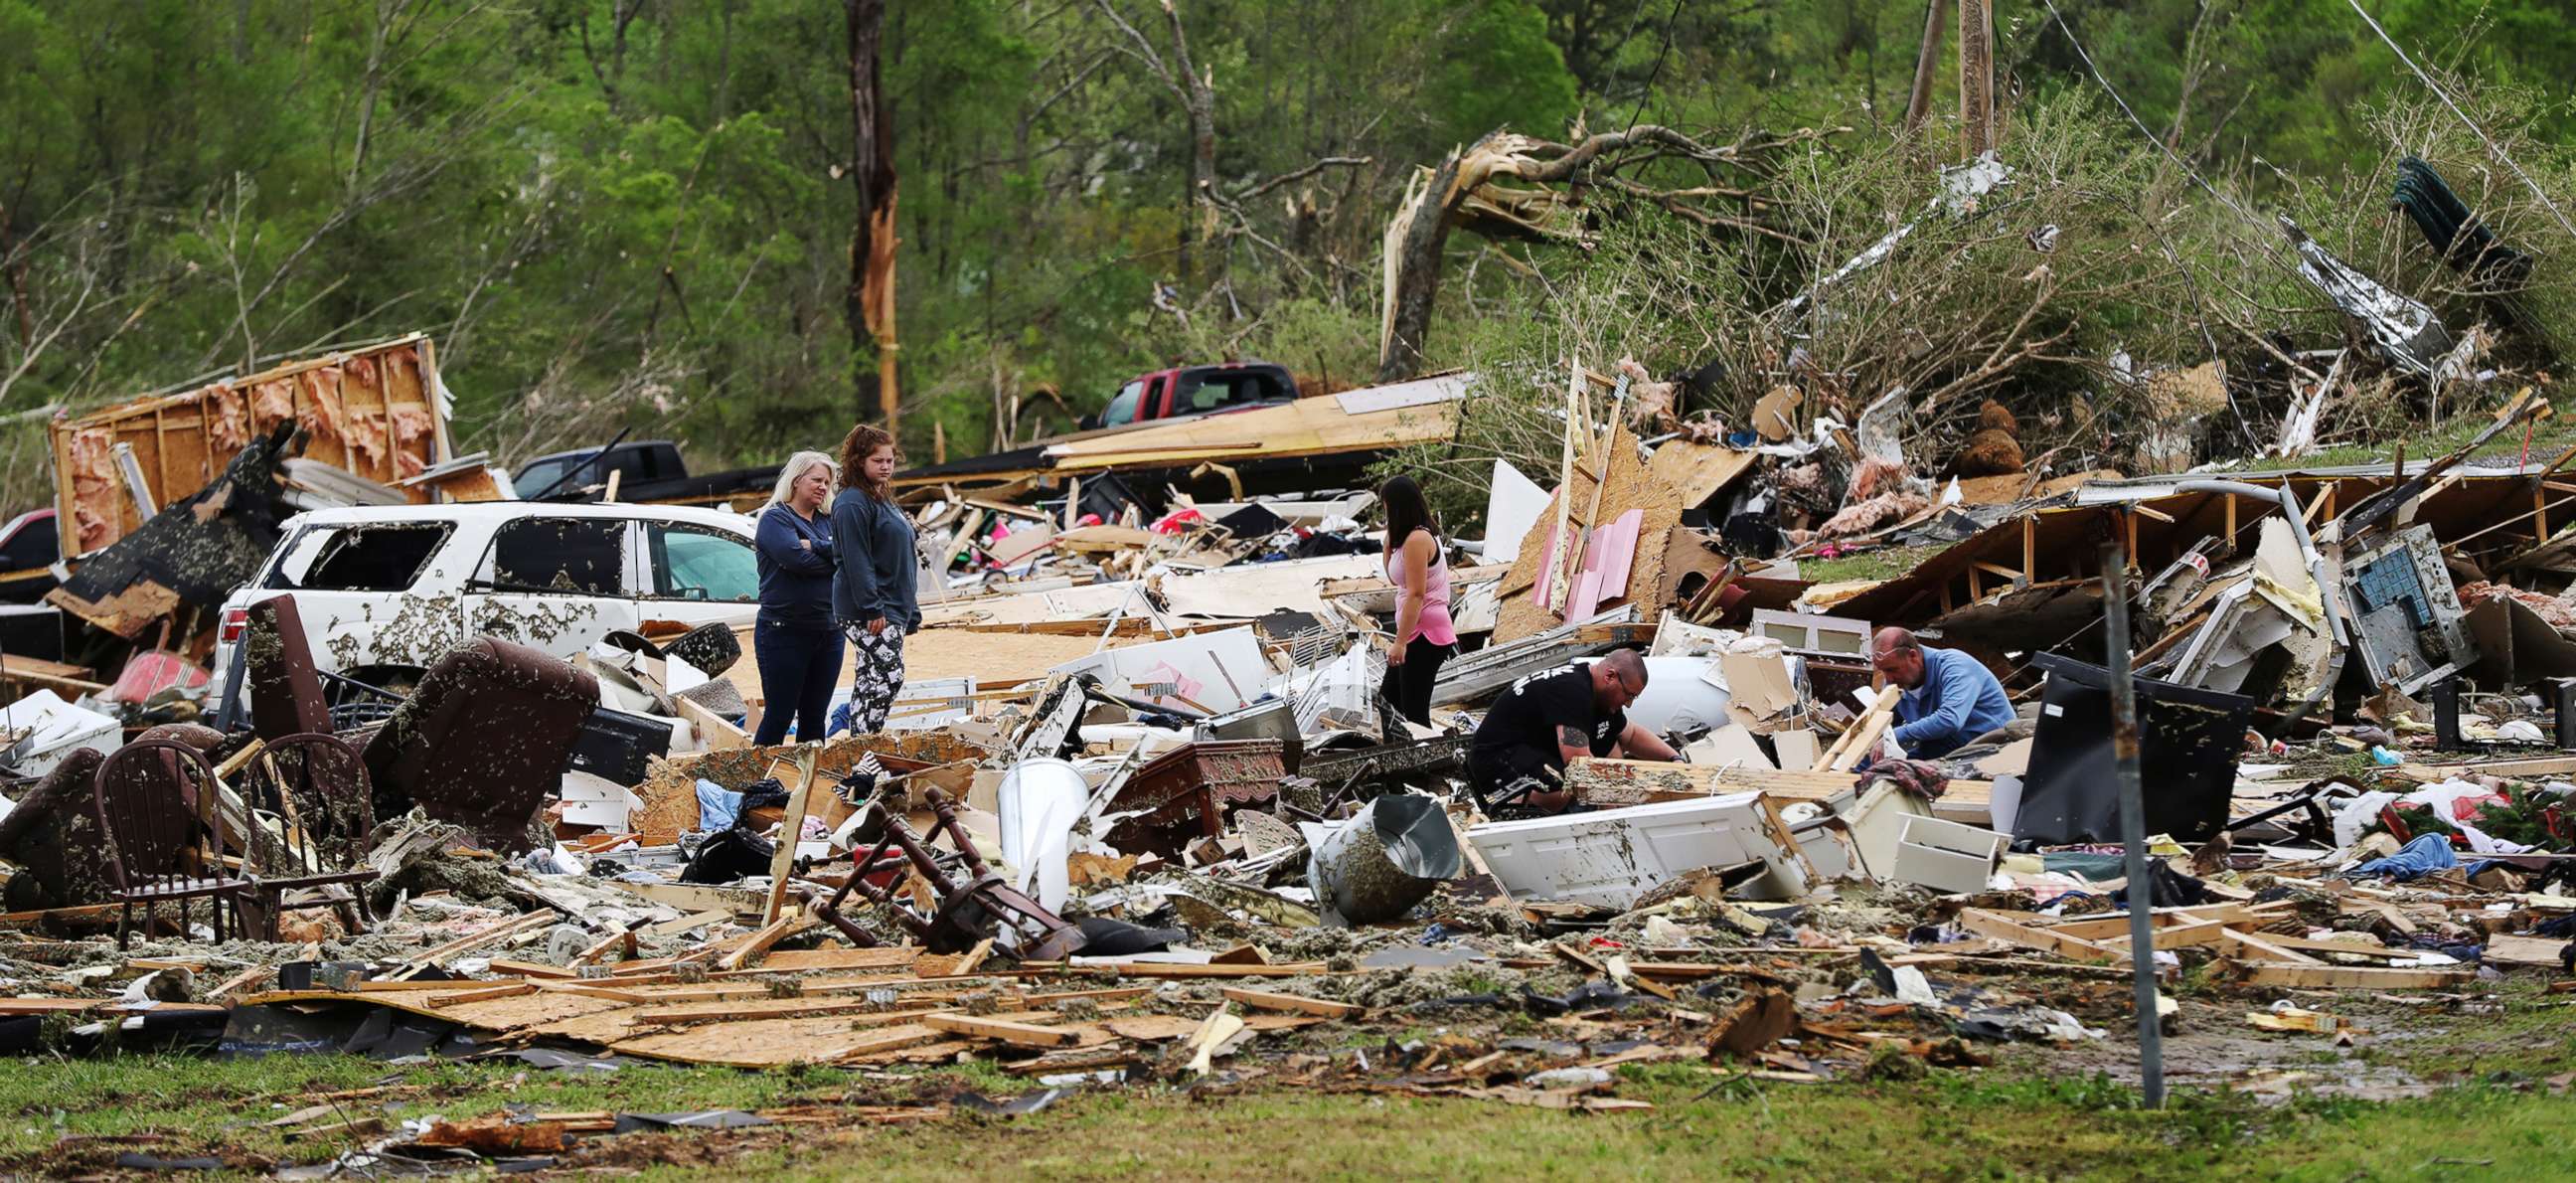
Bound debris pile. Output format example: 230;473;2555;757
9;153;2576;1153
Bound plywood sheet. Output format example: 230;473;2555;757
1495;422;1684;642
1643;440;1760;508
613;1017;942;1067
1045;387;1460;472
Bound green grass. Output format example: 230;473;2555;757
7;982;2575;1179
1800;543;1945;586
2234;404;2576;473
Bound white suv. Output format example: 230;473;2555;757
208;502;762;706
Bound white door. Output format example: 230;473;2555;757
459;515;642;661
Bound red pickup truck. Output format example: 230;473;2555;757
1083;362;1298;429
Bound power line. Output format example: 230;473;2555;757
2032;0;2262;229
2341;0;2576;239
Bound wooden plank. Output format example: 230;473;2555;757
604;881;768;917
390;912;556;978
2236;933;2414;962
2232;961;2476;990
1956;909;2121;963
922;1012;1080;1048
640;910;733;939
1217;986;1363;1018
2484;933;2569;969
716;913;815;971
2221;929;2327;966
1009;961;1330;978
422;982;537;1008
674;696;748;752
764;747;824;924
2097;919;2228;954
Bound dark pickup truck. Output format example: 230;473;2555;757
516;440;782;509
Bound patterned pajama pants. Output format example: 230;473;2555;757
842;621;907;737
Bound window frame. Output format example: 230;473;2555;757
473;515;634;597
639;519;759;603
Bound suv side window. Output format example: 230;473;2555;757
268;523;453;592
1101;380;1146;427
489;517;626;594
646;522;757;601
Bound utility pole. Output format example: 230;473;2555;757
1902;0;1999;161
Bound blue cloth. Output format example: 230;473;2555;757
1892;646;2015;760
750;617;844;746
830;488;920;630
695;779;744;832
753;504;837;628
2354;833;2459;880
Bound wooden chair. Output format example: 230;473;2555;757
88;739;250;951
240;732;379;939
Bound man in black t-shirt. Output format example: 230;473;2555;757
1468;649;1678;814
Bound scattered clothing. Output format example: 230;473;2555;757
693;779;744;832
1856;758;1949;800
2352;832;2460;881
1892;646;2015;760
2113;861;2210;909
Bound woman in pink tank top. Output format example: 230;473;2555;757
1378;475;1457;726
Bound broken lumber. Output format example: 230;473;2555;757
922;1012;1079;1048
1956;909;2121;963
1218;986;1363;1019
2231;961;2477;989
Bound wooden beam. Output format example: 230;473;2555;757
763;748;824;924
922;1012;1080;1048
1956;909;2121;963
2220;928;2327;966
1218;986;1363;1019
716;913;815;971
2231;961;2477;990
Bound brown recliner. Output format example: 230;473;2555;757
362;637;598;852
246;594;333;741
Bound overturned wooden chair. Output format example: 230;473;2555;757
238;732;380;939
89;739;251;950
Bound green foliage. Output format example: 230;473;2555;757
0;0;2573;516
1424;1;1580;145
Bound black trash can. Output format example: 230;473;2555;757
2012;652;2256;844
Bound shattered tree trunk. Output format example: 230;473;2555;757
845;0;899;432
1377;150;1469;384
1380;125;1748;383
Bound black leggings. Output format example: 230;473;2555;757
1379;633;1452;727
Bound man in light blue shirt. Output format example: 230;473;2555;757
1869;627;2014;760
